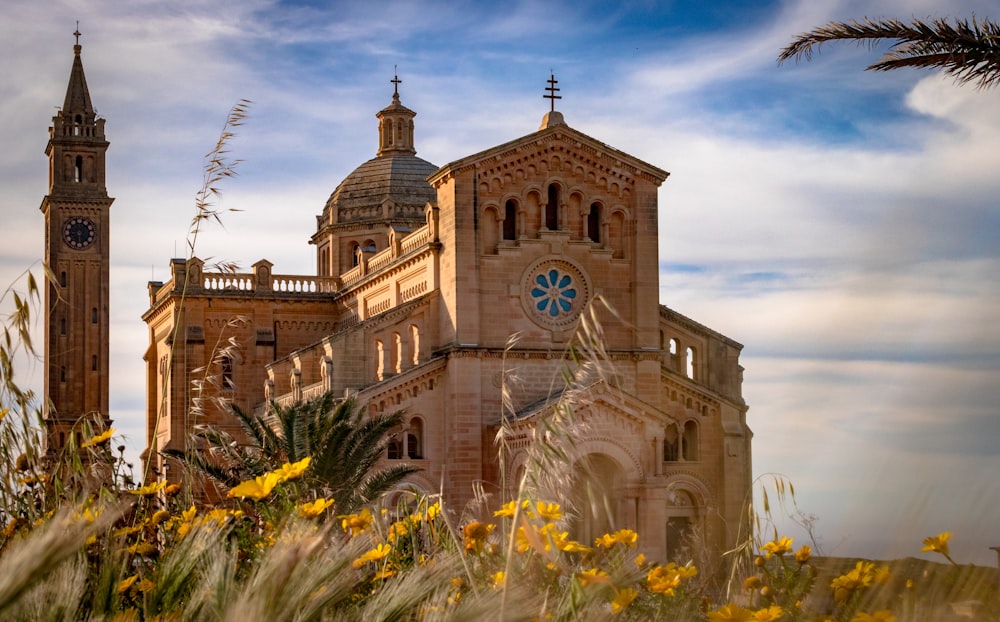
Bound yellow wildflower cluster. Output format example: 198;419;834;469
761;535;794;558
646;561;698;596
339;507;374;537
228;457;312;501
297;498;334;519
831;561;890;604
920;531;950;556
462;521;495;553
595;528;638;549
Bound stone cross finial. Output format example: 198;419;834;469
544;72;561;112
74;22;81;45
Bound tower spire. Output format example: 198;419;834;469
63;24;95;118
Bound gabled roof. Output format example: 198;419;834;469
428;121;669;187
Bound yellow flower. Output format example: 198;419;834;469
761;536;793;558
339;507;374;536
126;542;158;557
113;524;143;538
373;565;396;580
163;482;182;497
751;605;784;621
80;428;115;449
575;567;609;588
117;574;139;593
535;501;563;521
181;505;197;522
297;498;335;519
136;579;156;593
610;587;638;615
920;531;950;556
831;561;876;603
707;603;754;622
743;575;762;591
595;529;638;548
491;571;506;588
873;565;890;585
227;472;281;501
795;545;812;564
130;480;167;497
647;562;697;596
634;553;646;567
462;521;495;553
425;502;441;521
150;510;171;526
851;611;897;622
493;499;528;518
353;542;392;568
273;456;311;483
552;530;592;554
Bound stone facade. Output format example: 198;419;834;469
140;82;752;562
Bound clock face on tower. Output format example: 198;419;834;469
62;216;97;250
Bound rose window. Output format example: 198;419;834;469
531;269;577;318
521;258;590;329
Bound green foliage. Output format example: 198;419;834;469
779;16;1000;89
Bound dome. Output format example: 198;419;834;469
324;154;437;224
322;85;438;225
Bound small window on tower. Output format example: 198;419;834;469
92;355;97;372
60;318;66;335
60;367;66;382
75;156;83;182
91;308;98;324
221;356;234;390
60;272;67;287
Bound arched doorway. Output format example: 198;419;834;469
569;453;625;545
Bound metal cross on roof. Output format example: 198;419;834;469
391;66;401;96
74;21;81;45
544;72;561;112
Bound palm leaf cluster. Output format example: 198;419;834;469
778;17;1000;89
170;391;419;513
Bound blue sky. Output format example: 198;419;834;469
2;0;999;565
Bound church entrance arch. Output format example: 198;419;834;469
569;453;625;546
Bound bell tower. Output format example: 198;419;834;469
39;28;114;454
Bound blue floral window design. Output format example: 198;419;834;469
530;268;577;317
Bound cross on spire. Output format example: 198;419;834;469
544;72;561;112
391;66;401;97
74;21;82;46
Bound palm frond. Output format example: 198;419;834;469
778;17;1000;89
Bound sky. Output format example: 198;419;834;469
2;0;999;565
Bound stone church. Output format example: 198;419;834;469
43;39;752;562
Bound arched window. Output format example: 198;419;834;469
409;324;421;366
221;355;234;390
60;318;66;335
587;203;601;243
685;347;696;379
669;338;678;356
74;156;83;182
545;184;559;231
91;307;98;324
60;271;67;287
351;243;361;267
663;425;679;462
91;355;98;371
392;332;402;375
375;340;385;381
503;200;518;240
387;433;402;460
682;420;699;461
60;366;66;382
407;417;424;459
